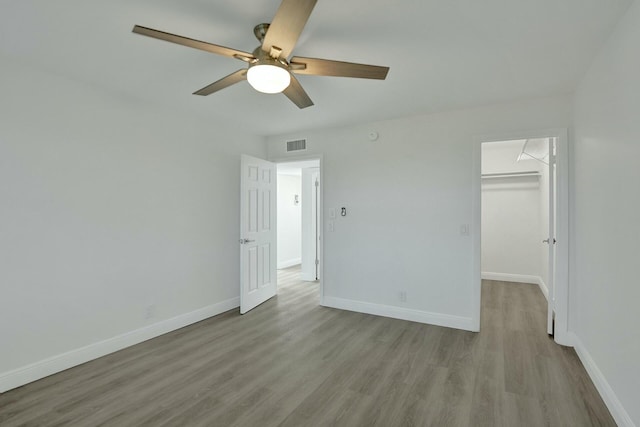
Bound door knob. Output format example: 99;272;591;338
543;238;557;244
239;239;255;244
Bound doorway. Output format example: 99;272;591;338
472;129;569;345
276;159;321;300
480;138;555;336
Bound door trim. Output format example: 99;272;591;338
472;129;570;345
270;154;324;305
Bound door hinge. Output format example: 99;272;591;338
315;259;319;265
315;180;319;187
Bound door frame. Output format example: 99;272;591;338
271;154;324;305
472;128;570;345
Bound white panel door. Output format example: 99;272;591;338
546;138;557;335
240;154;277;314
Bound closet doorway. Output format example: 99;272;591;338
473;129;569;345
480;138;556;335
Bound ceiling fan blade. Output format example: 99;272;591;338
262;0;317;59
193;70;247;96
290;57;389;80
283;75;314;109
132;25;254;60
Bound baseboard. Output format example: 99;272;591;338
482;271;539;284
571;333;636;427
536;277;549;301
300;273;316;282
277;258;301;269
322;296;475;332
482;272;548;301
0;297;239;393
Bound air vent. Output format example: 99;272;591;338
286;139;307;152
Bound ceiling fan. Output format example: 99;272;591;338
132;0;389;109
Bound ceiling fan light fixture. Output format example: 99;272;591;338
247;63;291;94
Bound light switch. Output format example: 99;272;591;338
328;221;334;232
460;224;470;236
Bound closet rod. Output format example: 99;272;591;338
481;171;540;179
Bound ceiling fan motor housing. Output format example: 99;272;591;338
253;23;270;42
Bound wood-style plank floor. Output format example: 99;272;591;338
0;267;615;426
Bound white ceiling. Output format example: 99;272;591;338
0;0;633;136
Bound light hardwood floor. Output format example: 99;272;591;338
0;267;615;426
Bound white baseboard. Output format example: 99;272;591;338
300;273;316;282
536;277;549;301
277;258;301;269
570;333;636;427
482;272;548;301
0;297;239;393
322;296;475;332
482;271;539;284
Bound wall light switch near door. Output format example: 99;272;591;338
460;224;470;236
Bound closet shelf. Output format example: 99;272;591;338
481;171;540;179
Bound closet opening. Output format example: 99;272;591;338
480;138;557;336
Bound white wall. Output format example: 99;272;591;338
268;95;571;330
572;2;640;426
0;57;266;390
481;141;544;282
277;174;302;268
482;141;541;174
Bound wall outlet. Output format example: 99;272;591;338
460;224;470;236
399;291;407;302
145;304;156;320
328;221;334;232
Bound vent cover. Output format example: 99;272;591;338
286;139;307;152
